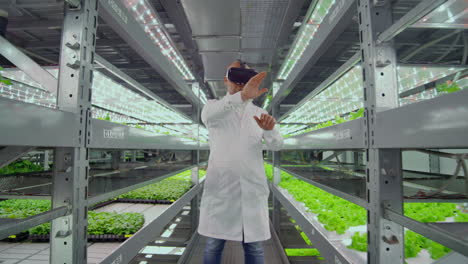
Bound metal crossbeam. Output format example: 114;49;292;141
385;208;468;258
0;206;68;240
0;146;35;168
377;0;449;43
89;119;208;150
0;35;58;95
375;88;468;148
99;181;204;264
0;97;80;147
281;119;366;150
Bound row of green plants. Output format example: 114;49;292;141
285;219;324;258
264;163;468;260
283;108;364;138
0;168;206;237
0;160;44;175
0;199;144;235
350;202;466;260
115;168;206;202
435;80;461;94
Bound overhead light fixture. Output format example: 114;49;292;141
277;0;337;80
124;0;195;81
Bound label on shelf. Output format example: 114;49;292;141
103;129;125;139
335;129;351;140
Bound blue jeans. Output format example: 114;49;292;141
203;236;264;264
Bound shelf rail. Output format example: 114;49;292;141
0;206;67;240
99;179;204;264
271;184;362;264
385;207;468;258
87;164;197;206
377;0;449;44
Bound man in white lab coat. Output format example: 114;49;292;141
198;61;283;264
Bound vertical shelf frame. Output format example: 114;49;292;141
50;0;99;262
358;0;404;263
191;101;201;234
271;103;282;235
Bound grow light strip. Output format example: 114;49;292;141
123;0;195;80
397;66;463;93
191;83;207;104
282;65;364;124
0;81;55;108
0;68;192;124
277;0;336;80
282;65;467;125
262;95;271;110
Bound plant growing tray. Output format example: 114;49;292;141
29;234;133;242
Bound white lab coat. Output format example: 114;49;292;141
197;91;283;243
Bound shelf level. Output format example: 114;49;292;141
282;118;366;150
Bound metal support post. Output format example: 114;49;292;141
132;150;137;162
429;153;440;174
43;150;50;170
271;103;281;235
111;151;121;170
359;1;404;263
191;102;200;234
354;151;360;170
50;1;98;263
121;151;126;163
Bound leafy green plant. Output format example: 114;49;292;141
455;211;468;222
271;166;461;260
348;232;367;252
0;160;44;175
404;203;457;223
285;248;321;257
349;108;365;120
0;67;13;86
118;179;192;201
87;211;144;235
278;175;366;234
0;199;144;235
436;81;460;94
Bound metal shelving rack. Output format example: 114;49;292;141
268;0;468;263
0;0;207;263
0;0;467;263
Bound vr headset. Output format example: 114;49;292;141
226;61;258;85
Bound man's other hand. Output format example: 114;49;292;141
240;72;268;101
253;113;276;131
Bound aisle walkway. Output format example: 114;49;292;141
181;223;290;264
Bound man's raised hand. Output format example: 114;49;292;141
241;72;268;101
253;113;276;131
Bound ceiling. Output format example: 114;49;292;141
2;0;460;119
0;0;311;114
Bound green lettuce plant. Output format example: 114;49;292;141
0;160;44;175
0;67;13;86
